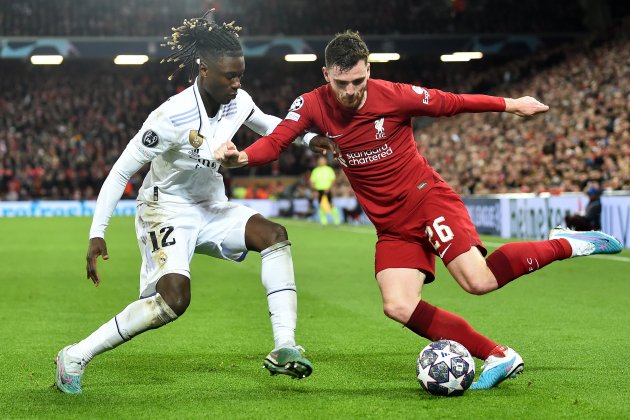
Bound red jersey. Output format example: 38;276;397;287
245;79;505;231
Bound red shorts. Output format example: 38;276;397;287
374;181;486;283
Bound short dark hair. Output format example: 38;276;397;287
324;30;369;71
161;10;243;81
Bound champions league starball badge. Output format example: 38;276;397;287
289;96;304;111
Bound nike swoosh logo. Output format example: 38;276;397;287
439;244;453;259
326;132;343;138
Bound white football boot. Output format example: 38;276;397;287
54;345;84;394
549;226;622;256
470;347;524;390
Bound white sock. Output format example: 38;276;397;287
67;293;177;367
261;240;297;349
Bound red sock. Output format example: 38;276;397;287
489;345;508;358
405;301;498;360
486;239;572;288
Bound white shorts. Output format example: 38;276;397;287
135;200;258;298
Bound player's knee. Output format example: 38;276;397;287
267;222;289;244
257;221;288;249
459;276;494;295
245;216;289;251
165;293;190;316
450;262;497;295
382;301;413;324
156;274;191;316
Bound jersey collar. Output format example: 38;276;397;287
193;78;229;122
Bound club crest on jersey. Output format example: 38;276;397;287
188;130;204;148
142;130;159;148
289;96;304;111
375;117;386;139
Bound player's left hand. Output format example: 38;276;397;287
505;96;549;117
310;135;341;159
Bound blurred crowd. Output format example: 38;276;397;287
1;25;629;201
0;63;170;200
1;0;592;37
419;32;630;195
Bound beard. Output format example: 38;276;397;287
337;86;366;109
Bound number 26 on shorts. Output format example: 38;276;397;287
425;216;454;251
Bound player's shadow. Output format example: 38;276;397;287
76;351;423;398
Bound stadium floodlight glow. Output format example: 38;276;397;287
30;55;64;65
368;53;400;63
114;55;149;65
453;51;484;59
284;54;317;62
441;51;484;62
440;54;471;62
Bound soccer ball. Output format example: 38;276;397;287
416;339;475;396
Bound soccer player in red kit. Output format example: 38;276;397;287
216;31;622;389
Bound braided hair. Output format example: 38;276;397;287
161;10;243;82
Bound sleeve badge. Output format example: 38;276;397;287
142;130;159;147
289;96;304;111
188;130;205;148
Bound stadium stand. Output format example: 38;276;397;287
1;0;591;37
1;2;629;201
419;30;630;195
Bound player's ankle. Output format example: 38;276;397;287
489;345;508;358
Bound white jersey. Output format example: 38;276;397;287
89;80;308;239
130;82;257;204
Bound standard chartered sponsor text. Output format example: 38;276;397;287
346;143;393;166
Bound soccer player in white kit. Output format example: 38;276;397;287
55;14;315;394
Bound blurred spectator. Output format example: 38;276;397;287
565;187;603;231
310;156;340;226
232;185;247;199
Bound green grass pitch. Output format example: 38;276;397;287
1;216;629;419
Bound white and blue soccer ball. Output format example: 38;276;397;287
416;339;475;396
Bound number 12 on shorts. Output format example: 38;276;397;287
148;226;176;252
425;216;454;251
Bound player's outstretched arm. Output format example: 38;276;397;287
504;96;549;117
86;237;109;287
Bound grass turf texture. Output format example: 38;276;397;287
1;216;629;419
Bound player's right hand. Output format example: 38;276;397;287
86;237;109;287
504;96;549;117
